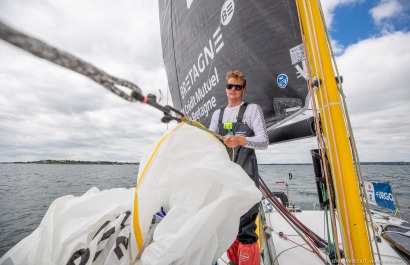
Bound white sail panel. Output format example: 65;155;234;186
1;123;261;265
131;123;261;264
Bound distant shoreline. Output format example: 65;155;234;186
1;160;409;165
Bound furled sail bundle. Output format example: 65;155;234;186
159;0;309;129
131;123;261;264
0;123;261;265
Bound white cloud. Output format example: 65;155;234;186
335;31;410;162
370;0;403;25
0;0;169;162
257;32;410;163
320;0;360;29
1;1;409;164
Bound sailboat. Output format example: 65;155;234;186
1;0;409;264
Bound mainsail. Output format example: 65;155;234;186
159;0;309;129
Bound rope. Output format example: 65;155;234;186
0;20;189;124
278;233;315;253
180;117;223;140
259;176;330;264
272;245;309;264
0;21;142;102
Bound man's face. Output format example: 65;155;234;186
226;77;246;101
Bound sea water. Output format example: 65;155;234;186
0;163;409;257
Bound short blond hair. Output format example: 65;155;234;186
226;70;246;87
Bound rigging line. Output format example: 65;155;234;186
261;178;327;246
262;189;322;249
294;1;342;263
259;179;330;264
167;78;170;131
0;21;141;102
322;185;339;258
390;183;403;219
305;1;344;227
271;241;321;265
278;232;315;253
260;181;327;248
266;208;318;252
303;0;351;261
306;1;350;244
181;118;223;140
0;20;186;124
218;257;229;265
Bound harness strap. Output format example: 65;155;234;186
218;103;249;124
218;107;226;124
236;102;249;122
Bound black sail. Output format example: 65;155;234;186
158;0;309;131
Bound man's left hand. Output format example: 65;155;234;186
223;135;246;148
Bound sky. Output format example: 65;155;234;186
0;0;409;164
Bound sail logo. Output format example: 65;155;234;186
365;182;376;204
180;0;236;120
365;181;396;211
180;26;224;100
221;0;234;26
290;44;308;80
375;191;394;201
277;74;288;89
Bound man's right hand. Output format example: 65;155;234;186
223;135;246;148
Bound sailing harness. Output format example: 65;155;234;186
1;20;343;264
217;103;260;187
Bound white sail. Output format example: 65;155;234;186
1;123;261;265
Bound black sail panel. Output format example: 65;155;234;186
159;0;308;130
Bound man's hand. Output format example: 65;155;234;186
223;135;246;148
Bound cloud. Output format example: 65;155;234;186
319;0;360;29
1;1;409;164
257;31;410;164
370;0;404;25
336;31;410;162
337;31;410;114
0;0;169;162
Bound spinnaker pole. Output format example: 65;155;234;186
295;0;373;263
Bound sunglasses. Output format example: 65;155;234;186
226;84;245;91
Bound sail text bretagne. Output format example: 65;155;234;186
180;27;224;100
185;67;219;120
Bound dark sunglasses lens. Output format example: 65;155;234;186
226;84;243;90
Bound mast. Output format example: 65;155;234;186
295;0;373;263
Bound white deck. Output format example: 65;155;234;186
261;207;406;265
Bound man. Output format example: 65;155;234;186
209;70;269;265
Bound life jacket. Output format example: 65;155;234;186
217;102;260;187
